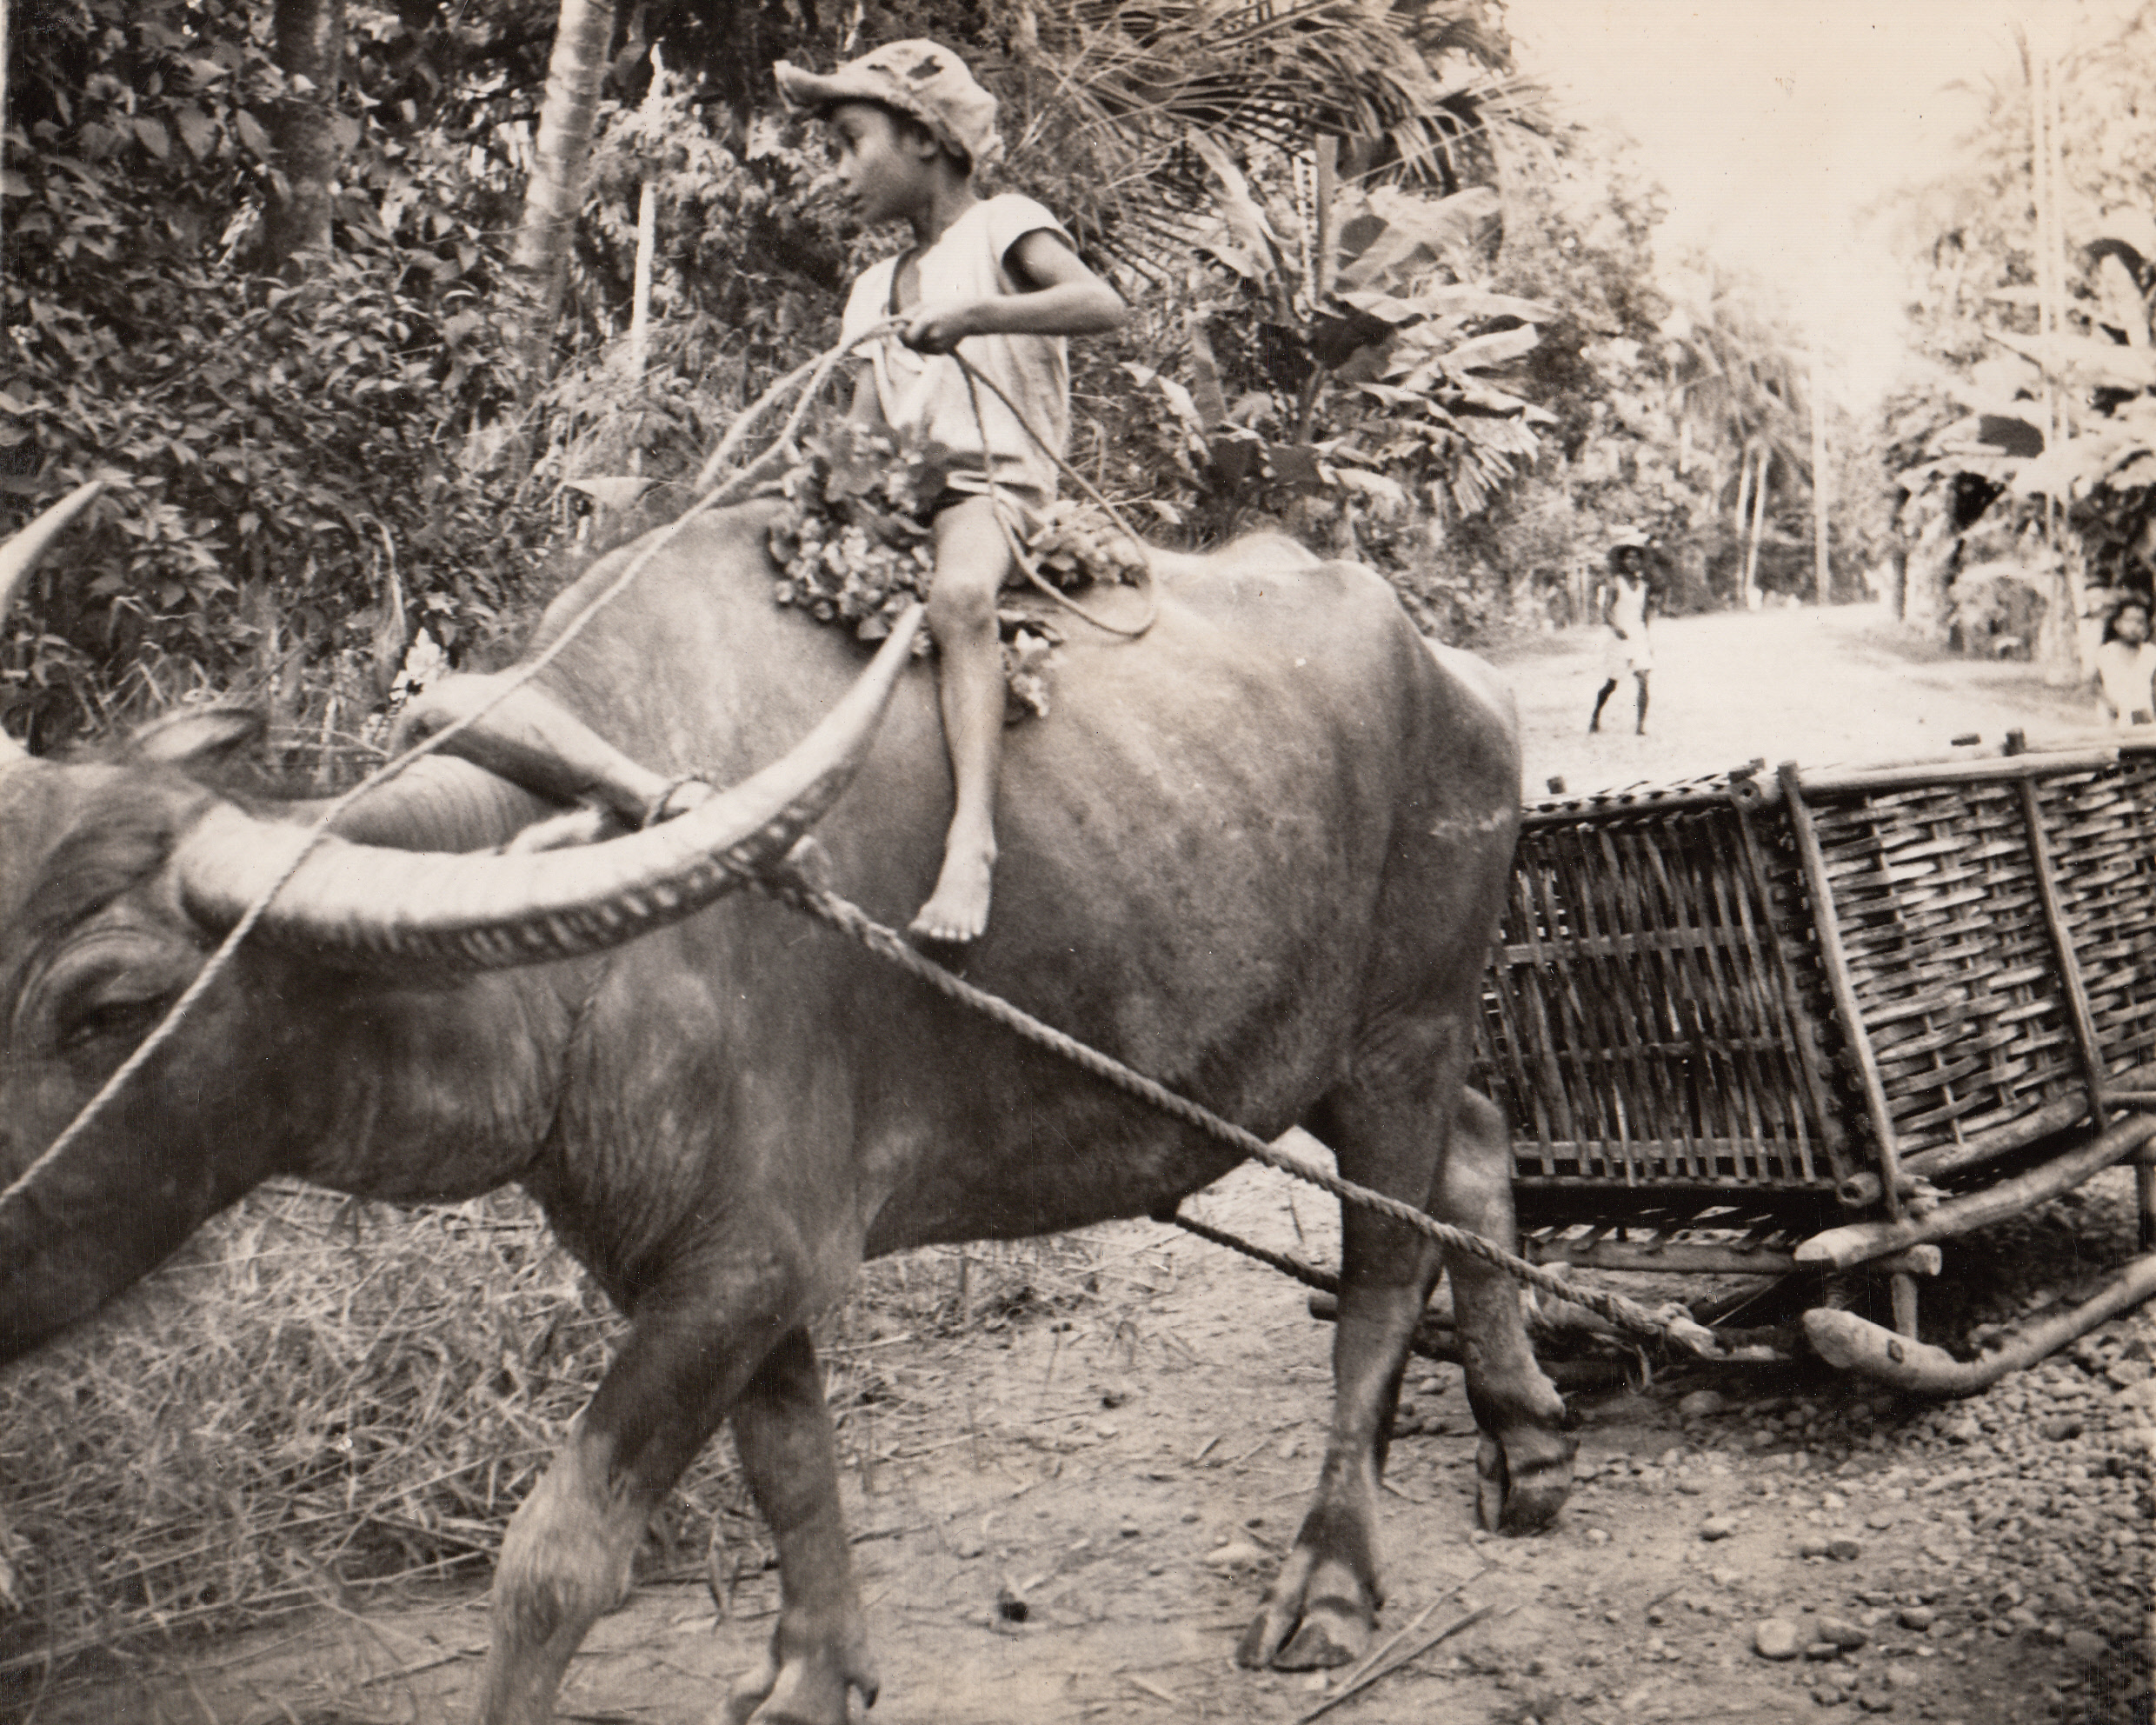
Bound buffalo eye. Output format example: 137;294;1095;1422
57;985;175;1053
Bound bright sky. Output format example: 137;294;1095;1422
1502;0;2120;402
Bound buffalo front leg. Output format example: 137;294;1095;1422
480;1315;755;1725
1444;1089;1574;1534
721;1329;876;1725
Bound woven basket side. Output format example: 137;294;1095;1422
1807;777;2077;1155
2045;756;2156;1081
1478;807;1836;1194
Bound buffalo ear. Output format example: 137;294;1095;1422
129;705;269;769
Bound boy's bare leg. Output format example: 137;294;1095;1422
396;673;705;828
1634;670;1650;735
911;494;1010;943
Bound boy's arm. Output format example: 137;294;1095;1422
901;230;1126;353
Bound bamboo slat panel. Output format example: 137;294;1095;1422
1477;749;2156;1223
2044;755;2156;1082
1477;800;1841;1198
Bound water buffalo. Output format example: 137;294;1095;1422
0;483;1572;1724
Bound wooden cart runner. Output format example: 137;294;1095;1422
1474;736;2156;1393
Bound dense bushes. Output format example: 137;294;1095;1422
2;0;549;749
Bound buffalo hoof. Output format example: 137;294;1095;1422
720;1653;878;1725
1235;1553;1373;1671
1474;1430;1575;1535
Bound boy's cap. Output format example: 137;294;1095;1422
774;40;1002;170
1608;530;1650;552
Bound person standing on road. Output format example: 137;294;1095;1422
2094;597;2156;727
1589;533;1655;736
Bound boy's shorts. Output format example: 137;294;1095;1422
928;476;1052;589
1602;631;1654;677
932;472;1051;523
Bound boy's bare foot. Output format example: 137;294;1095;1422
909;842;995;944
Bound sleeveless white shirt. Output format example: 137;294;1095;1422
840;194;1071;508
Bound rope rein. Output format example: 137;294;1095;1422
747;872;1713;1353
948;350;1159;639
3;324;901;1213
17;320;1709;1360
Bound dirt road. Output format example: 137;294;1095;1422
21;604;2153;1725
1501;601;2104;797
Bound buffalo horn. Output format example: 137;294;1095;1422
175;603;924;970
0;480;106;763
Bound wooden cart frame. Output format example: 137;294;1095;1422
1474;736;2156;1391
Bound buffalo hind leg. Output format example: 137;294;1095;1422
1240;1064;1570;1671
1445;1089;1574;1532
480;1312;766;1725
721;1328;876;1725
1238;1038;1460;1672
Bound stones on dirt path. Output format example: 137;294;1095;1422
1201;1540;1268;1570
1755;1618;1803;1660
1815;1617;1868;1650
1700;1515;1737;1541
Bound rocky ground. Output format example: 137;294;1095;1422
30;1162;2150;1725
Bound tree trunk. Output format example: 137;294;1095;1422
1744;447;1771;609
257;0;349;277
622;46;667;382
1312;134;1339;302
509;0;619;381
1810;337;1831;607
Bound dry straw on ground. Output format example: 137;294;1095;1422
0;1182;1102;1682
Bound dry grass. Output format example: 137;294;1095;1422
0;1182;1103;1682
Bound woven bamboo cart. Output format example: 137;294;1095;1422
1474;736;2156;1394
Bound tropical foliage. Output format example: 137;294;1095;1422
1;0;545;748
1881;5;2156;665
1;0;1863;752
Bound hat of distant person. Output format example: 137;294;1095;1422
773;40;1002;171
1607;529;1650;555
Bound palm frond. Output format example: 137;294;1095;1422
989;0;1541;276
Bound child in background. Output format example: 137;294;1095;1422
2094;598;2156;727
774;41;1126;943
1588;534;1655;736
